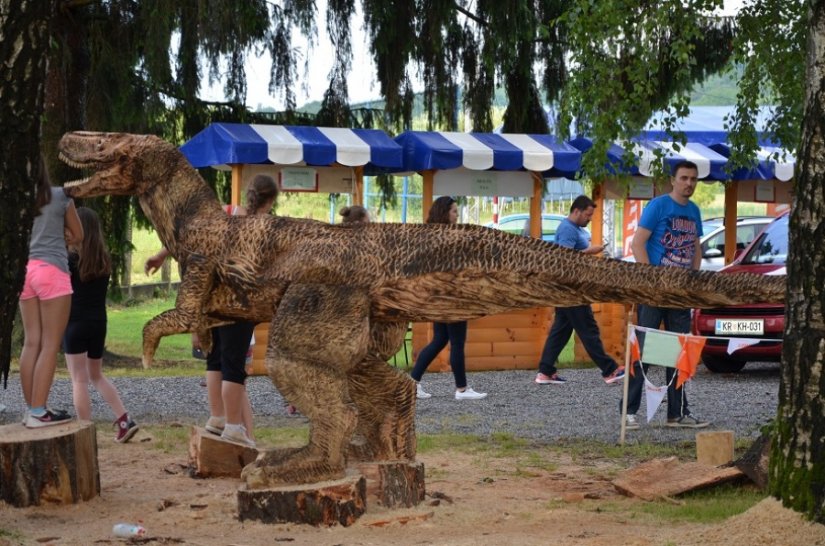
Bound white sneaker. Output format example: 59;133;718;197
455;387;487;400
416;383;432;399
221;423;256;448
624;414;640;430
204;415;225;435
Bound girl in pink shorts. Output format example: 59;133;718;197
18;163;83;428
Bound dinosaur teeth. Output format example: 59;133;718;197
57;152;94;170
64;177;89;188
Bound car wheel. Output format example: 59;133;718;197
702;355;747;373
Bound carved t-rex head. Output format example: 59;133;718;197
58;131;179;198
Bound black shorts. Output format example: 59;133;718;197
63;320;107;359
205;321;255;384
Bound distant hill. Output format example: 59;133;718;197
279;65;742;120
689;68;741;106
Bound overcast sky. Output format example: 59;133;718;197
202;0;745;110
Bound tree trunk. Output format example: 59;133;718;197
0;0;57;385
770;0;825;524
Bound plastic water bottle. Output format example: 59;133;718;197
112;523;146;538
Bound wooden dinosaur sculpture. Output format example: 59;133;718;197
58;131;785;488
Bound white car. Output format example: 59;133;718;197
698;216;773;271
624;216;772;271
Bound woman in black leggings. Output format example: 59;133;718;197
410;196;487;401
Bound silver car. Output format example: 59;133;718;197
699;216;773;271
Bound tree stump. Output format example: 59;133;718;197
188;426;258;478
0;420;99;507
352;461;425;508
237;474;366;526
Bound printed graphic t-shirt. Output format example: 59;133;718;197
638;195;703;268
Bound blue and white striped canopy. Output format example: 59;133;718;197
570;137;795;181
565;107;796;181
708;143;795;182
395;131;581;176
180;123;403;174
570;138;729;180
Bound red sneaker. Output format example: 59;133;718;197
114;415;139;443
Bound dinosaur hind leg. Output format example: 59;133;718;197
347;322;416;462
241;283;370;488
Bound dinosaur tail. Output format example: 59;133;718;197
372;226;785;322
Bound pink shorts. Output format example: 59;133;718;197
19;259;73;301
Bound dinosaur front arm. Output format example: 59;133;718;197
142;254;220;367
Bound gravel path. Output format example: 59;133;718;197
0;362;780;445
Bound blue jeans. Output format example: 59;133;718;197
538;305;620;377
623;305;692;419
411;322;468;389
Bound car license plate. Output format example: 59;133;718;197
715;319;764;336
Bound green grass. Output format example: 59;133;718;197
595;483;766;524
0;528;24;546
105;294;194;366
103;293;426;374
143;424;309;454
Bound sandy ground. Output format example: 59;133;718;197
2;426;825;546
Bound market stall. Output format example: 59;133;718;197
180;122;404;373
394;130;582;371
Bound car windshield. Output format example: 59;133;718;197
741;216;788;265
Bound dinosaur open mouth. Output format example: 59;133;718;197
58;152;97;188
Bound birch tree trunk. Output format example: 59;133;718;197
770;0;825;524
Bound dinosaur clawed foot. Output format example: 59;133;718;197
241;446;345;489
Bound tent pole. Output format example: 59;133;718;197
231;164;243;206
724;182;738;265
529;173;542;238
422;170;434;221
353;166;364;206
592;182;605;250
620;323;633;446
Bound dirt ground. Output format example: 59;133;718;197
2;427;825;546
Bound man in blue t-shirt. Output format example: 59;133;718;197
623;160;710;430
535;195;625;386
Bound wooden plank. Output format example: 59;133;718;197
466;327;544;343
470;310;548;328
463;342;495;357
465;355;536;371
612;457;745;500
490;341;543;357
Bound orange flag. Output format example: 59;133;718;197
675;334;706;388
628;326;641;377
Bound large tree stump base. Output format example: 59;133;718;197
0;420;99;507
352;461;425;508
735;433;771;490
237;474;366;526
188;426;258;478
